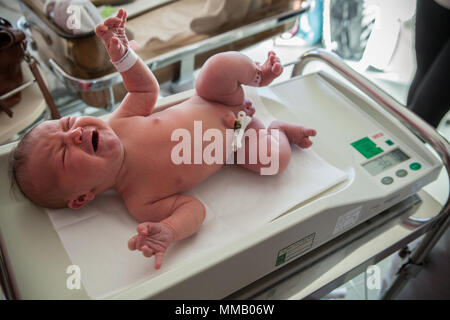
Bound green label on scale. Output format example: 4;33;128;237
351;137;384;159
276;233;315;266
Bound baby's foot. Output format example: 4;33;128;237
257;51;283;87
270;121;317;149
95;8;129;62
292;126;317;149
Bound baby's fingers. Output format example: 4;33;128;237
140;245;154;258
137;222;153;236
127;235;139;251
95;24;108;36
104;16;121;28
119;9;127;27
154;252;165;270
116;8;124;19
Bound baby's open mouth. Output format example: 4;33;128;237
92;130;99;152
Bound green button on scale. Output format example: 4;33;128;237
409;162;422;171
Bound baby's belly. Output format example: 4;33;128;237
126;97;236;198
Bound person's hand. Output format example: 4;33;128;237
95;8;128;62
128;222;176;269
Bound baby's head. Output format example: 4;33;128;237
12;116;124;209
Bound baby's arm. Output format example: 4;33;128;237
127;195;206;269
95;9;159;118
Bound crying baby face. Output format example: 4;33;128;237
13;116;124;209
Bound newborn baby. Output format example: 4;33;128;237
12;9;316;269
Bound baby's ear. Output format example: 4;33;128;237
67;192;95;209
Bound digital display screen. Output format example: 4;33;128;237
362;148;410;176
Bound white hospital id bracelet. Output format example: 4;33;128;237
112;48;138;73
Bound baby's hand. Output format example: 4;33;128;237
95;8;129;62
128;222;176;269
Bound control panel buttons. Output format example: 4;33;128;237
409;162;422;171
381;176;394;185
395;169;408;178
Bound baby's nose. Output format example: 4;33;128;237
67;127;83;144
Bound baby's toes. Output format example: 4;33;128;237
269;55;275;66
298;138;313;149
268;51;276;59
271;62;283;76
244;104;255;117
269;52;280;65
243;98;255;116
305;128;317;137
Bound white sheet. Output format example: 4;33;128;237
46;88;348;299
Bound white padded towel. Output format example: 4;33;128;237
46;88;348;299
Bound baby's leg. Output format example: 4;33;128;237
235;118;290;175
236;119;317;175
196;51;283;106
